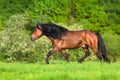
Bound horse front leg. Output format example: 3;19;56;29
46;51;52;64
46;47;59;64
60;49;69;62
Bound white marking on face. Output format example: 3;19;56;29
82;45;86;48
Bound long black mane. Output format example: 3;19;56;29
38;23;68;39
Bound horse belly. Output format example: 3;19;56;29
62;37;83;49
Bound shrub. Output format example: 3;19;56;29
0;14;29;62
102;31;120;62
0;14;49;62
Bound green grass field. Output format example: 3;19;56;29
0;61;120;80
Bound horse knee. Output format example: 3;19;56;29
47;51;53;57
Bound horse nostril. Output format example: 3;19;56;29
31;37;36;41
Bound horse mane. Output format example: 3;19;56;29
38;23;68;39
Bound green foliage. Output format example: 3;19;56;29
0;16;3;31
0;0;120;33
25;0;70;23
0;0;33;19
73;0;109;32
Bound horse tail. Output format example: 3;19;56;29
96;32;106;55
96;32;110;63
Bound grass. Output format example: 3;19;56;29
0;61;120;80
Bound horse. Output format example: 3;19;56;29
31;23;110;64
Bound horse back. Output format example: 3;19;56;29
62;30;98;49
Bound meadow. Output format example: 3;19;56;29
0;61;120;80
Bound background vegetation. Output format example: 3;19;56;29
0;0;120;62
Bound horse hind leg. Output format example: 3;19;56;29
92;48;103;61
79;45;90;63
93;48;110;63
60;49;69;62
102;54;110;63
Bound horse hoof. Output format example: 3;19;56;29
106;60;111;63
46;59;49;64
78;60;83;64
46;61;49;64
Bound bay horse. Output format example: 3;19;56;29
31;23;110;64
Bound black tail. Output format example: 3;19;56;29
96;32;110;63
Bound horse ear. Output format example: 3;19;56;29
37;23;42;30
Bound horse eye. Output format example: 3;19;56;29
34;28;37;31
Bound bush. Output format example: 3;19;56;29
0;14;29;62
0;14;49;62
102;31;120;62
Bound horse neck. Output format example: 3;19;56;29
46;36;54;42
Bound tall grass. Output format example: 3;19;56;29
0;61;120;80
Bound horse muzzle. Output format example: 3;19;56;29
31;37;36;42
